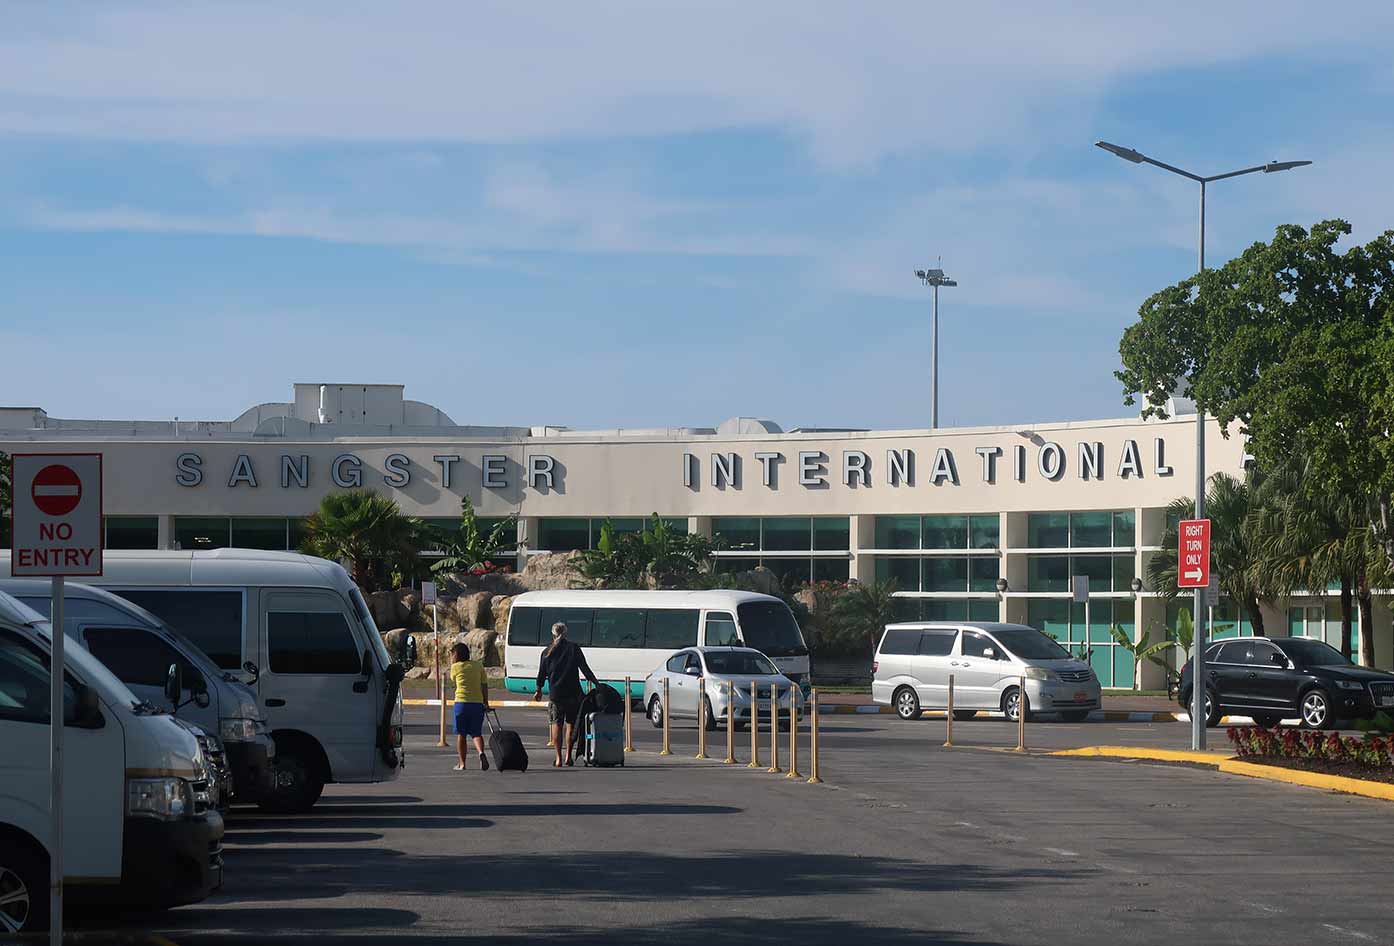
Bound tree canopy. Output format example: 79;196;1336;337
1117;219;1394;571
299;490;423;592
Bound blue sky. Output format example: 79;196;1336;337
3;2;1393;430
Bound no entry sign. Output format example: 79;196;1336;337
10;454;104;576
1177;518;1210;590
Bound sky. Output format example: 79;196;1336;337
3;2;1393;432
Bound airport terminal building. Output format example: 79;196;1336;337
3;382;1389;685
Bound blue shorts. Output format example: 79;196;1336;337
454;701;485;737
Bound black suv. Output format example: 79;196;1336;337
1178;636;1394;729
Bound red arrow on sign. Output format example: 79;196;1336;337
32;464;83;516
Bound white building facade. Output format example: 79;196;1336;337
3;382;1389;685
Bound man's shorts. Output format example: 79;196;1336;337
454;701;485;737
548;696;581;726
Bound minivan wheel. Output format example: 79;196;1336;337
893;687;922;720
1300;690;1332;730
1003;687;1031;723
0;844;46;933
258;750;325;813
648;696;665;729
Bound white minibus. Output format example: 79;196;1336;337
503;589;811;700
0;590;224;933
2;549;406;812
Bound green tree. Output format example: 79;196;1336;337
299;490;422;592
429;496;517;575
571;515;716;589
1116;219;1394;577
1147;472;1274;636
829;579;901;657
0;451;10;545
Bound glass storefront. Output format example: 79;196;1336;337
1027;510;1134;548
534;517;687;552
873;514;999;550
104;516;159;550
711;516;851;588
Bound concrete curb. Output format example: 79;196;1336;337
825;705;1182;722
1049;745;1394;802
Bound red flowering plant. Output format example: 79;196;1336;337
1226;727;1250;756
1324;731;1346;762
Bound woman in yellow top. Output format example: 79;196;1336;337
450;642;490;771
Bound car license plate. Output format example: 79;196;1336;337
1074;691;1088;702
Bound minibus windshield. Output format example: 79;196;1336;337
736;602;808;657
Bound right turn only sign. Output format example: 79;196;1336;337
1177;518;1211;589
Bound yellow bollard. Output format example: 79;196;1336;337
944;674;955;748
695;676;709;759
623;675;634;753
806;688;823;784
746;680;761;768
785;689;802;779
724;680;737;764
1015;674;1027;753
660;676;673;756
767;684;782;773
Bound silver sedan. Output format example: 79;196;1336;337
643;646;798;731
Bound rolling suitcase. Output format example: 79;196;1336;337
583;710;625;767
485;709;529;772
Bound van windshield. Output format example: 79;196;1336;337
991;627;1072;661
736;602;808;658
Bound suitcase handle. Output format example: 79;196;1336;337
485;708;504;734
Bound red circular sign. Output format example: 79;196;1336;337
32;464;83;516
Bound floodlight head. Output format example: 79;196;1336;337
916;268;945;280
1095;140;1145;164
1263;160;1313;174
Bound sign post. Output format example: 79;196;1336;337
10;454;103;946
1071;575;1090;661
422;582;445;748
1178;518;1211;749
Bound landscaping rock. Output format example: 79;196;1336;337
454;591;495;629
381;628;412;663
463;627;503;667
491;595;515;635
519;551;592;590
404;666;431;680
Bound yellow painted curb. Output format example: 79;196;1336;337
1218;759;1394;802
1049;745;1229;765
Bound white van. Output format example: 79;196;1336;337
0;578;276;804
1;549;407;812
872;622;1101;723
504;589;811;700
0;590;224;933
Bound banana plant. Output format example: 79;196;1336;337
1107;623;1173;691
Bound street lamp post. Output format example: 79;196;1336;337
1095;141;1311;750
914;266;958;429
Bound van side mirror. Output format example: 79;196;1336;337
242;660;260;682
67;684;104;729
165;663;182;705
192;674;211;709
982;647;996;661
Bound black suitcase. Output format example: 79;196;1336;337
485;709;529;772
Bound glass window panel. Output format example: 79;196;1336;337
878;629;920;655
922;515;968;550
918;630;958;656
508;607;542;646
267;612;360;675
1070;555;1113;589
813;517;850;551
232;517;289;551
1088;599;1114;643
592;609;647;648
874;557;920;592
1026;555;1069;593
537;608;593;646
658;518;689;534
476;519;516;548
968;598;1000;622
105;516;159;550
1028;600;1070;642
712;517;760;552
1211;601;1240;640
1287;608;1304;637
813;558;850;583
287;517;309;552
715;556;760;574
703;611;740;647
968;557;1000;593
644;610;700;650
921;600;969;622
1088;646;1113;686
874;515;920;550
537;518;590;551
82;628;198;689
422;518;458;533
1027;513;1069;548
1112;510;1136;547
174;517;230;551
923;558;968;593
1112;555;1136;593
969;515;1000;550
607;518;646;536
891;598;921;622
762;517;813;552
1070;511;1113;548
760;557;811;588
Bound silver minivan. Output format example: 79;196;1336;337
872;622;1101;722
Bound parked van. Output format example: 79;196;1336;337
872;622;1101;722
2;549;408;812
0;590;224;933
0;578;276;804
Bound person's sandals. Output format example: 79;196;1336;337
453;763;465;771
479;754;490;772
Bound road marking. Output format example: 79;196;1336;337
1240;901;1282;914
1043;847;1078;857
1321;923;1375;941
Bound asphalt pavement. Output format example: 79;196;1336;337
76;707;1394;945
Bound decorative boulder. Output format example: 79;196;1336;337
381;628;412;663
463;627;503;667
395;587;422;622
404;666;431;680
454;591;495;629
491;595;515;635
518;551;590;590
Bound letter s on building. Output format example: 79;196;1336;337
176;452;204;487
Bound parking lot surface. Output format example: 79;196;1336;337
81;707;1394;945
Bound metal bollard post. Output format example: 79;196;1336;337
767;684;782;773
696;677;709;759
806;688;823;784
944;674;955;748
1015;674;1027;752
724;680;737;764
660;676;673;756
746;680;761;768
624;675;634;753
435;604;447;747
785;689;802;779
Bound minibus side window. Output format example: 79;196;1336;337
267;612;362;675
704;612;739;646
592;609;646;648
114;590;244;670
537;608;593;646
645;610;699;649
508;607;542;646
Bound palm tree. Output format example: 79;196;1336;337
300;490;423;592
830;579;902;657
429;496;517;575
0;451;10;546
1149;472;1273;636
573;514;717;589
